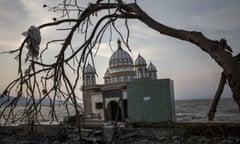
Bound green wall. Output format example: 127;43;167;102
127;79;175;123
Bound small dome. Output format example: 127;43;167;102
84;63;95;73
109;40;133;68
135;54;146;66
148;62;157;72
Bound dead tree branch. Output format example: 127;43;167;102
0;0;239;127
208;72;227;121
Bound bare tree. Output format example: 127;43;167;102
0;0;239;126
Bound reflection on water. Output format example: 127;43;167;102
1;98;239;125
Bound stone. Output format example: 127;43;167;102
172;135;180;140
173;139;181;144
157;136;166;141
103;124;114;142
220;139;235;144
52;141;61;144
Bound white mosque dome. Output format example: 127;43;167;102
102;40;158;84
148;62;157;72
135;54;147;66
109;40;133;68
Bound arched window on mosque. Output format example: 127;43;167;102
124;59;127;64
117;77;121;83
124;76;128;82
119;59;122;65
138;68;143;78
86;76;90;85
149;73;152;79
92;75;95;84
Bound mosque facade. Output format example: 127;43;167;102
82;40;158;121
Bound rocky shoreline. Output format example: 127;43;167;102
1;122;240;144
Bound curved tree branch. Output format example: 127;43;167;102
0;1;239;127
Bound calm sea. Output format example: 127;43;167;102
0;98;239;125
175;98;240;123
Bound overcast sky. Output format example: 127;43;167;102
0;0;240;100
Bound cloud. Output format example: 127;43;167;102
0;1;28;24
130;22;159;39
0;1;30;50
93;42;115;58
189;7;240;31
20;0;57;25
170;68;223;100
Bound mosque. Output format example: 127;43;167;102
82;40;174;122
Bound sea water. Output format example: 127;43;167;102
0;98;239;125
175;98;240;123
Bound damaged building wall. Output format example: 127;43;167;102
127;79;175;123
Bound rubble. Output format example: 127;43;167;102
0;122;240;144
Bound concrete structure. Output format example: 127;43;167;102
127;79;175;123
82;40;175;122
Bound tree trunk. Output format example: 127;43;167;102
126;3;240;109
208;72;226;121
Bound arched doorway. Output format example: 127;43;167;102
107;101;122;121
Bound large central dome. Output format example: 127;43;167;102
103;39;158;84
104;40;135;84
109;39;133;68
